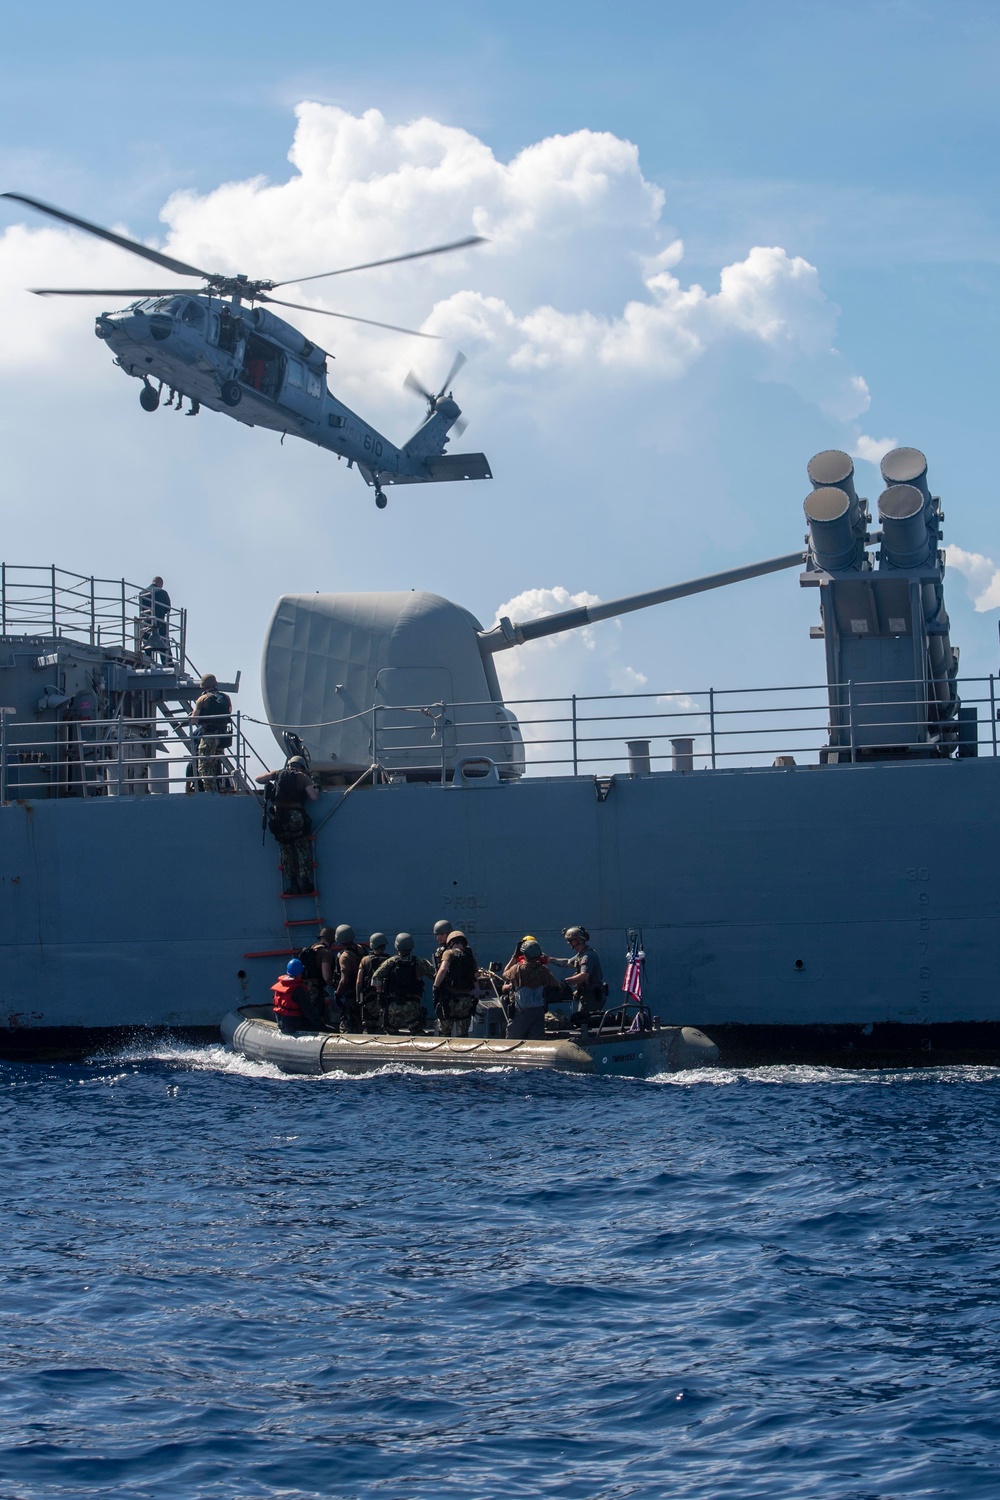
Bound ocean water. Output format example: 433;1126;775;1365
2;1050;999;1499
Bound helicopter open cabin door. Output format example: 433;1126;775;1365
374;668;455;779
240;333;285;402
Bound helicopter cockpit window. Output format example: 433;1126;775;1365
181;300;205;328
150;297;181;314
286;360;304;390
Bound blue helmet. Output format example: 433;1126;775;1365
286;958;304;977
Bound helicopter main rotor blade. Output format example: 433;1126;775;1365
271;236;487;288
29;287;191;297
1;193;212;280
259;294;440;339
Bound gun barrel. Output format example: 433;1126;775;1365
479;552;804;653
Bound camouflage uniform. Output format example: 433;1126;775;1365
266;767;315;893
356;948;388;1032
372;952;434;1033
433;942;480;1037
333;942;364;1033
299;939;334;1028
192;688;232;793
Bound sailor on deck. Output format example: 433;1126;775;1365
138;576;172;664
190;674;233;793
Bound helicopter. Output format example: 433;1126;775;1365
1;192;492;509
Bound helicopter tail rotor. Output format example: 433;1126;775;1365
404;350;468;417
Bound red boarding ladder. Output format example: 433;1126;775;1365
244;834;324;962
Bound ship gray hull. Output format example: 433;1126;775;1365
3;756;999;1064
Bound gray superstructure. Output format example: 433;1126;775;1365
3;448;999;1063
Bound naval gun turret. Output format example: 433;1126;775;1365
801;447;966;759
261;551;802;780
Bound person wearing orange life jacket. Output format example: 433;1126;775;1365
271;958;315;1035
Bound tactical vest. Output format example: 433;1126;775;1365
382;955;423;1002
357;952;385;998
443;947;477;991
197;691;231;735
274;768;307;808
298;943;329;985
271;975;307;1019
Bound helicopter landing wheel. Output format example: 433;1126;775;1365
375;489;388;510
139;383;160;413
220;380;242;408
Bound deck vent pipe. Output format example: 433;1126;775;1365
626;738;651;774
671;737;694;773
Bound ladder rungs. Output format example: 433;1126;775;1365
280;891;321;900
284;918;322;927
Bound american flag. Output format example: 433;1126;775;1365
622;935;644;1001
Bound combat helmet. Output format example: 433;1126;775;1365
335;924;355;944
395;932;414;953
368;932;388;951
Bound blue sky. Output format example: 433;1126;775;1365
1;0;999;742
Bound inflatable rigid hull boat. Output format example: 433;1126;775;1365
221;1006;719;1078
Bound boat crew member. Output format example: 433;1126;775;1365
433;931;479;1037
549;926;606;1020
190;674;233;794
263;755;318;894
299;927;336;1027
138;576;172;664
271;958;315;1034
432;919;452;969
333;924;365;1033
502;940;563;1039
356;933;389;1032
373;934;434;1034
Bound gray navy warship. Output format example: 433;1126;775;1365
2;444;997;1065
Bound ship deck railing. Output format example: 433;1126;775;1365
370;673;997;779
0;562;187;666
0;709;271;800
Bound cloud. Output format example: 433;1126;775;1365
946;545;1000;611
0;103;878;732
851;433;898;467
0;103;870;424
